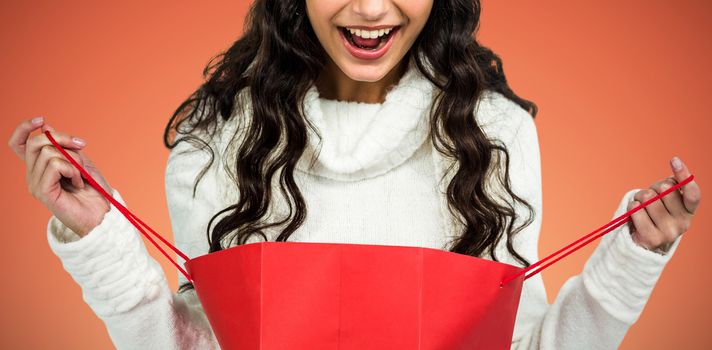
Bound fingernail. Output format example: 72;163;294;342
72;137;86;146
31;116;44;125
671;156;682;171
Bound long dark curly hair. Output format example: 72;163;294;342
165;0;539;293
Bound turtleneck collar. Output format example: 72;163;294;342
295;60;436;182
219;58;463;243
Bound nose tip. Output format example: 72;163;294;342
352;0;388;21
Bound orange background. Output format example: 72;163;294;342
1;1;710;348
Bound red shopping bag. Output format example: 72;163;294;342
185;241;525;349
46;130;692;350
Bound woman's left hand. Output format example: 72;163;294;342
626;156;701;254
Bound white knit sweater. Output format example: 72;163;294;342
46;61;682;349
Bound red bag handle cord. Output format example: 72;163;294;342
500;173;694;287
45;130;194;283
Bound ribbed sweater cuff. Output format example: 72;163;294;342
582;188;682;324
46;189;167;317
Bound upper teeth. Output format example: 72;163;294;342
347;27;393;39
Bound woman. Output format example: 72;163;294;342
8;0;701;348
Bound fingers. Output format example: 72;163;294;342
36;157;83;201
627;193;663;247
25;125;86;177
670;156;701;214
29;145;85;193
650;177;686;217
633;188;672;235
8;116;45;161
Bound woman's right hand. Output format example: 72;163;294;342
9;117;113;237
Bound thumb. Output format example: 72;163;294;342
669;156;701;214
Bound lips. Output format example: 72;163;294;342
338;26;401;60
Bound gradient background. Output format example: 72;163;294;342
1;0;710;348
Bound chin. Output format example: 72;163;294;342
337;61;396;83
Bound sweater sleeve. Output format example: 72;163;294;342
484;94;683;350
45;130;227;349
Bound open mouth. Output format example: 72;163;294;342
338;26;401;51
